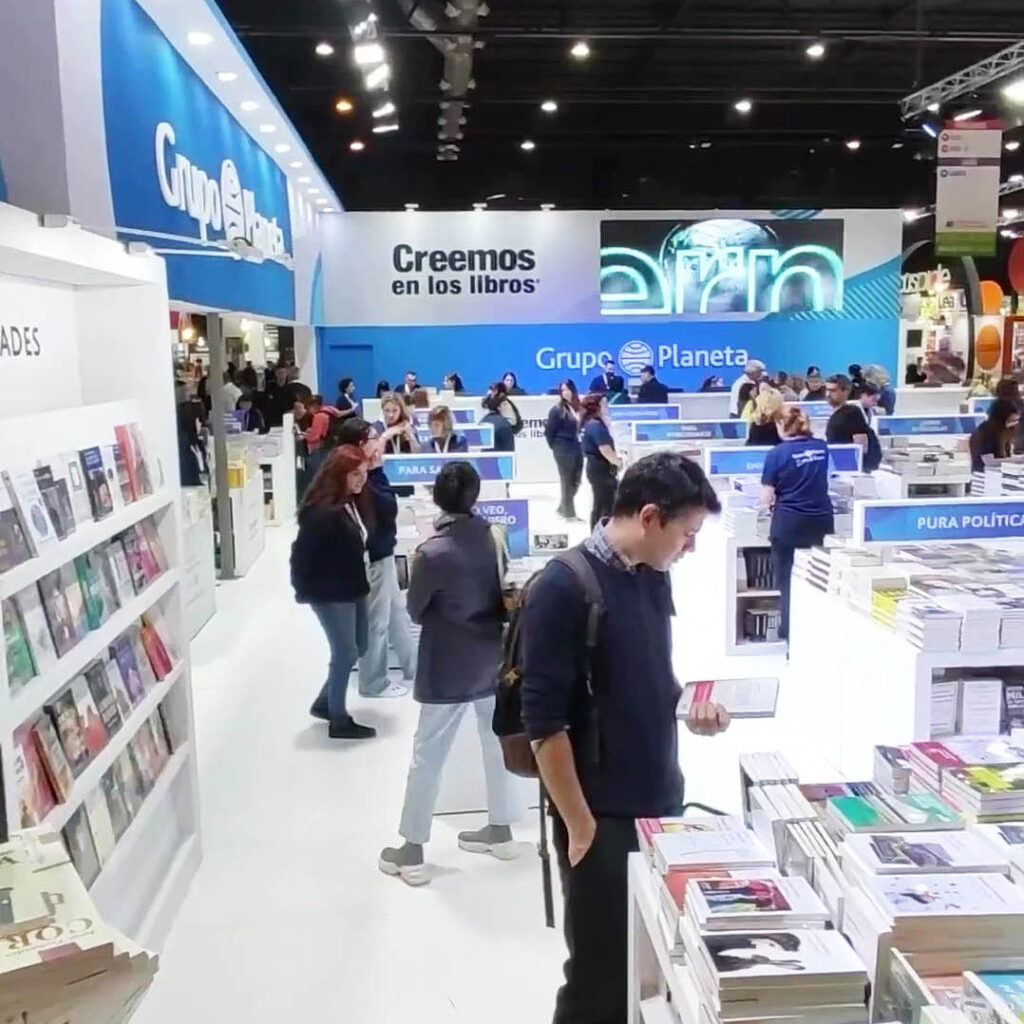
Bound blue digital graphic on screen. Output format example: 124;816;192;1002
633;420;747;442
383;454;515;484
474;500;530;557
876;415;982;436
100;0;295;318
863;502;1024;542
705;444;860;476
608;404;682;422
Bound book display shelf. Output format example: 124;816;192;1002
0;202;200;950
255;414;297;527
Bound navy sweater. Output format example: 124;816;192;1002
365;466;398;563
521;551;684;818
545;404;581;448
290;503;370;604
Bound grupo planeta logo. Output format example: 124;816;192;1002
618;340;654;376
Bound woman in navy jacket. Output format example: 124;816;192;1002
426;405;469;453
761;405;834;641
544;379;583;520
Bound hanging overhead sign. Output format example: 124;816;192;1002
935;122;1002;257
631;420;748;443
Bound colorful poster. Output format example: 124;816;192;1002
473;500;530;558
936;123;1001;257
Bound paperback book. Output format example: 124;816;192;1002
111;442;135;504
127;625;158;689
74;552;107;630
57;562;89;639
110;633;146;703
104;654;135;719
100;765;132;840
120;531;149;594
84;787;117;866
32;464;74;540
45;687;90;774
113;425;139;500
129;422;155;495
686;874;829;931
651;827;775;876
69;674;109;758
31;713;74;801
15;582;57;675
60;449;94;525
3;597;36;691
61;804;101;888
2;467;57;553
0;483;33;573
841;831;1008;881
83;659;123;737
679;677;780;719
12;721;56;826
79;446;113;520
100;445;125;512
101;537;135;605
113;749;145;817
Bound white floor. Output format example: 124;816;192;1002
134;492;840;1024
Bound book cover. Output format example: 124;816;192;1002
874;872;1024;917
136;719;167;779
139;519;168;573
109;634;146;704
60;449;94;525
3;597;36;691
104;654;134;719
84;787;117;866
83;659;123;737
37;568;77;657
829;794;895;829
16;582;57;675
46;687;91;775
127;624;158;689
100;445;125;512
116;748;146;814
138;621;172;679
61;804;101;888
120;531;148;594
680;678;780;719
111;441;135;504
129;524;161;582
100;765;132;840
79;446;113;520
971;972;1024;1024
0;483;33;572
129;423;155;496
149;708;173;759
848;831;1005;873
951;765;1024;795
651;828;774;871
102;537;135;604
31;713;74;800
3;467;57;552
69;674;108;758
58;561;90;638
129;733;157;792
144;606;179;663
114;425;140;501
12;721;56;826
32;465;70;541
702;926;865;984
884;791;963;828
73;552;107;630
90;545;122;619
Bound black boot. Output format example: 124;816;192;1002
328;718;376;740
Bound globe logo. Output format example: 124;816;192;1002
619;340;654;376
220;159;246;242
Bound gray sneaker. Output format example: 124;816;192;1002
457;824;519;860
379;842;429;886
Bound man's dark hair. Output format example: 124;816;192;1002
433;461;480;514
335;417;372;446
858;381;879;397
641;365;655;375
602;356;614;367
613;452;721;522
827;373;852;392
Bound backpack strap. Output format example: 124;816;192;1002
551;546;605;699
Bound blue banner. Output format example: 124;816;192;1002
473;500;530;558
875;415;982;436
415;425;495;449
608;404;682;422
383;453;515;484
968;397;995;416
413;409;476;425
861;500;1024;543
793;400;833;418
100;0;295;319
632;420;747;443
705;444;861;476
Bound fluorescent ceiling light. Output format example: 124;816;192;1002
364;64;390;90
473;202;487;210
216;71;238;83
373;123;399;134
354;43;385;66
487;193;507;200
187;31;213;47
953;109;983;122
372;102;396;119
734;98;753;114
805;42;826;59
315;41;335;57
927;102;940;113
289;160;303;169
322;207;337;213
520;139;536;151
1006;140;1021;152
922;123;938;138
541;203;556;210
845;138;861;151
570;41;590;59
240;100;260;112
1003;78;1024;105
541;100;558;113
892;141;904;149
350;140;366;152
315;198;328;205
258;124;276;134
274;143;291;153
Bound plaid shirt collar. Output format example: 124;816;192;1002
583;519;636;573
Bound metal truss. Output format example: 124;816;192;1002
901;40;1024;120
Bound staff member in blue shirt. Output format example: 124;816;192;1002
580;393;622;528
426;406;469;453
761;405;834;641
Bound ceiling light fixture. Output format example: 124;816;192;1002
297;176;311;183
1006;140;1021;152
216;71;238;83
315;41;335;57
1003;79;1024;105
1011;173;1024;183
258;124;276;134
187;31;213;47
1001;229;1018;239
473;202;487;211
541;100;558;113
846;138;861;151
927;102;940;113
405;203;419;211
922;122;939;139
322;207;337;213
734;98;753;114
892;141;905;149
350;140;366;152
289;160;303;169
805;42;826;59
540;203;556;211
953;109;983;122
240;100;260;112
373;123;399;134
353;43;385;66
274;143;291;153
520;139;536;151
700;141;712;149
1004;208;1020;220
315;198;328;205
308;188;321;195
335;98;355;114
364;64;390;90
570;41;590;60
372;101;396;118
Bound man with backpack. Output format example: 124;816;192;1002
520;452;731;1024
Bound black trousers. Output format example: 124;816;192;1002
587;461;618;530
551;814;638;1024
771;514;833;640
553;444;583;518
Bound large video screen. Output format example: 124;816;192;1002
600;217;845;317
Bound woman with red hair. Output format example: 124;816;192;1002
290;445;376;739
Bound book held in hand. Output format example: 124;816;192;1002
679;677;780;719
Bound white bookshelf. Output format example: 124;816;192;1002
0;202;200;950
258;415;297;527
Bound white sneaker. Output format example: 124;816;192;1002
368;681;409;699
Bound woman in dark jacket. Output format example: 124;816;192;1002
545;378;583;520
480;391;517;452
580;392;622;528
379;462;518;885
290;445;376;739
970;398;1021;472
426;405;469;453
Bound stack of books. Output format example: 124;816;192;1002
895;601;963;651
685;873;830;932
880;948;967;1024
976;823;1024;882
792;547;832;594
934;593;1002;653
905;739;1024;794
942;765;1024;823
874;746;912;795
963;970;1024;1024
997;597;1024;648
649;821;776;878
825;785;962;835
0;825;158;1021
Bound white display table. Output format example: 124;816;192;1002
181;498;216;638
873;466;971;500
229;474;266;577
893;386;970;416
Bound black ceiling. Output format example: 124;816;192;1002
220;0;1024;211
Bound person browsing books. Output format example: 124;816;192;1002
520;452;731;1024
380;462;517;885
545;379;583;521
970;399;1021;472
426;406;468;453
761;406;834;641
290;445;376;740
746;388;782;446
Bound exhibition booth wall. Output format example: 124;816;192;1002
316;209;903;397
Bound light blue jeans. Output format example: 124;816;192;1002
398;696;518;845
311;600;368;723
358;555;417;696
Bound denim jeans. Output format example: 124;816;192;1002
358;556;417;696
311;600;368;723
398;696;518;845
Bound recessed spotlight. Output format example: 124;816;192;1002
927;102;940;113
540;203;556;211
473;202;487;211
541;99;559;113
734;98;753;114
322;207;337;213
187;31;213;47
258;124;276;134
274;143;291;153
289;160;303;169
373;123;399;134
892;141;905;149
570;41;590;60
315;197;328;205
308;188;321;195
487;193;507;201
520;139;536;151
297;176;311;183
405;203;419;211
240;100;260;112
350;140;366;152
315;41;335;57
805;42;826;59
372;101;396;118
846;138;861;151
335;98;355;114
353;42;385;66
364;64;390;90
1003;79;1024;105
1006;140;1021;152
953;109;983;122
216;71;238;83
